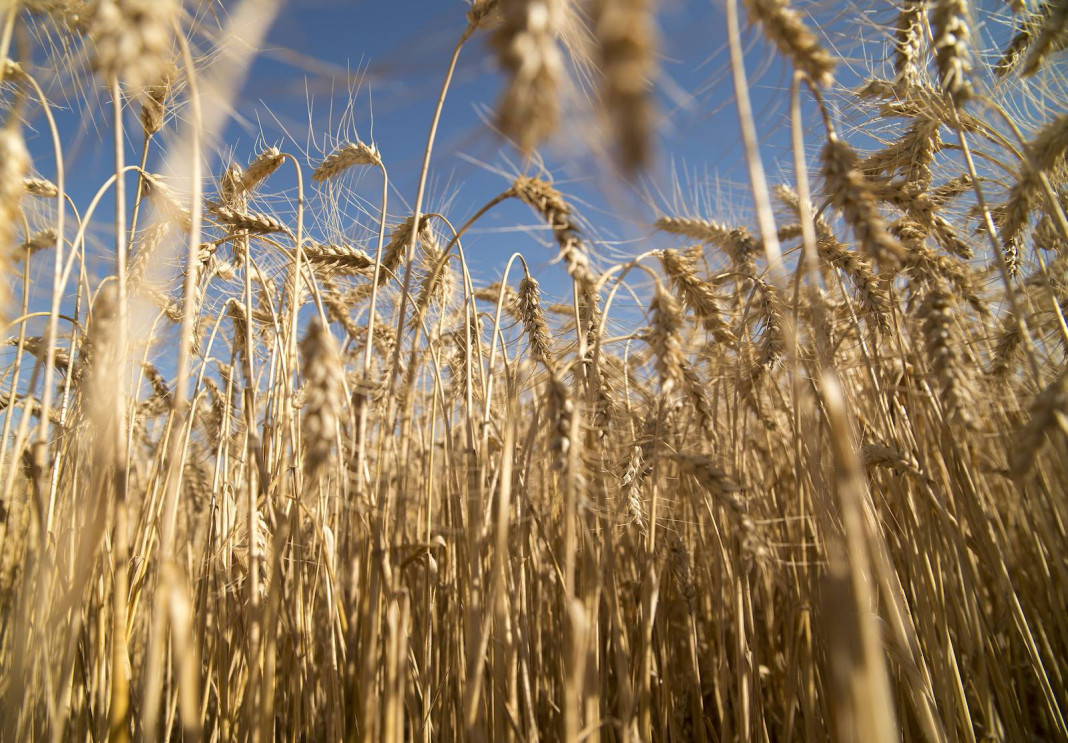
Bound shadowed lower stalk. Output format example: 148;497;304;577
819;373;899;743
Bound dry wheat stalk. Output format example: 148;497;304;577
894;0;926;93
929;174;973;206
22;177;58;198
1033;211;1067;252
919;281;975;426
659;248;736;343
994;1;1068;75
379;215;433;287
88;0;177;90
931;0;973;104
206;201;290;236
753;277;786;366
1028;113;1068;174
141;173;192;231
302;242;374;276
619;443;649;537
139;362;172;417
127;222;169;287
300;319;346;474
811;236;891;332
0;391;43;419
140;284;183;323
410;243;455;329
19;229;58;257
242;147;286;193
1011;369;1068;476
312;141;381;182
857;78;982;132
905;238;987;314
1020;0;1068;75
517;276;555;372
0;127;29;322
139;69;173;135
655;216;758;276
219;163;244;208
492;0;566;153
467;0;501;27
742;0;835;85
82;284;120;427
861;442;928;482
10;336;70;372
989;313;1023;378
6;3;1068;740
318;277;364;341
673;453;746;514
1;58;25;81
667;531;695;603
655;215;729;242
860;120;942;189
546;370;574;471
512;175;595;288
679;358;713;432
821;135;907;268
648;282;684;396
592;0;657;172
990;111;1067;270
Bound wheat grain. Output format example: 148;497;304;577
894;0;926;93
517;276;555;372
742;0;835;85
919;281;974;426
592;0;657;172
206;201;290;236
302;242;374;276
648;282;684;396
300;319;346;475
88;0;177;91
931;0;973;104
821;135;908;268
659;248;736;343
312;141;381;182
22;178;58;198
492;0;566;153
242;147;286;193
512;175;595;288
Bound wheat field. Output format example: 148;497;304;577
1;0;1067;740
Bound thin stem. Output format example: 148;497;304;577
14;66;67;490
108;76;132;743
355;160;389;498
724;0;784;282
389;23;477;395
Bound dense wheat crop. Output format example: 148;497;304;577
1;0;1067;740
